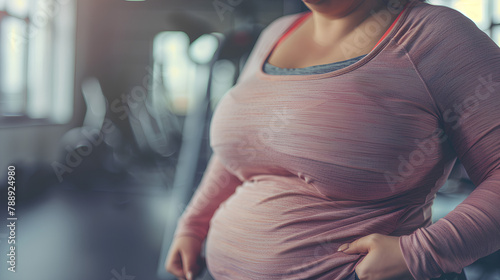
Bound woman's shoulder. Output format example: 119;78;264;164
408;1;476;25
396;1;492;51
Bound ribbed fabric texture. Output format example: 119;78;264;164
174;1;500;279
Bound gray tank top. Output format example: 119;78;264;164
263;54;366;75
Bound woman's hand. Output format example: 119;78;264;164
165;236;205;280
338;234;415;280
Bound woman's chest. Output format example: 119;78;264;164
209;69;452;199
212;72;438;157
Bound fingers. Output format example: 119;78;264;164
180;250;201;280
338;234;380;254
166;236;205;280
337;243;350;252
166;251;187;278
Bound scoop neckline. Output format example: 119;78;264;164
256;0;418;81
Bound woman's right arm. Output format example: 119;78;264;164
165;153;242;279
173;153;243;241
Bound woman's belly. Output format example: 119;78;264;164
205;175;407;280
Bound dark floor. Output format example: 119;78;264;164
0;169;498;280
0;167;173;280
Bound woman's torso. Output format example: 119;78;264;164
204;1;455;279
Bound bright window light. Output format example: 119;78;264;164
51;0;76;123
27;20;52;119
0;0;76;124
495;0;500;22
188;34;220;64
6;0;29;18
1;17;27;116
152;31;197;115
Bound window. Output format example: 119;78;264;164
429;0;500;45
151;31;236;115
0;0;77;125
151;31;197;115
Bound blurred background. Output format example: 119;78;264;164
0;0;498;279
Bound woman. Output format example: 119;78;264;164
166;0;500;279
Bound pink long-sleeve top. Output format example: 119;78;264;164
174;1;500;279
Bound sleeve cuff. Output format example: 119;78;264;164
399;228;444;280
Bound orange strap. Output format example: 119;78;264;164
372;3;409;50
274;12;312;49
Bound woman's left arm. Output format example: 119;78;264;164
341;6;500;280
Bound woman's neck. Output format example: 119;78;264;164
307;0;408;47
